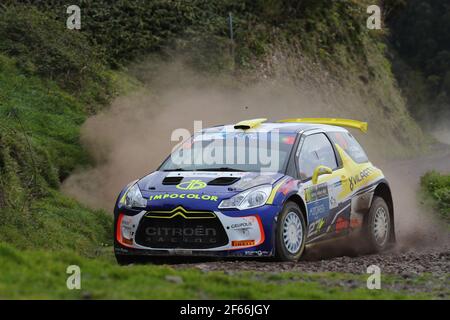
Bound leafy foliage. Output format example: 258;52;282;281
2;0;379;72
421;171;450;224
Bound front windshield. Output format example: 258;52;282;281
160;131;297;173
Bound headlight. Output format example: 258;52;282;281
120;183;147;209
219;185;272;210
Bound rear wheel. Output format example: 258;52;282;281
275;202;306;261
364;196;391;253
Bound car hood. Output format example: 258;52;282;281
137;171;285;194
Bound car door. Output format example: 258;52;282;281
296;132;350;242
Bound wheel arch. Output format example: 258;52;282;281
284;193;308;225
373;180;396;243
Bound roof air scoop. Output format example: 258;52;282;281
234;118;267;130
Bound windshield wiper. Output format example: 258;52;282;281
163;168;188;172
196;167;245;172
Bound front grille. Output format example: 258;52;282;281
135;209;228;249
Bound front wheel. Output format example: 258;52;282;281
275;202;307;262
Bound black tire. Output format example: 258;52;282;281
363;196;391;253
275;202;307;262
115;254;138;266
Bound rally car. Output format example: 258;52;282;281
114;118;395;264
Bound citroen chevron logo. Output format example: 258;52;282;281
145;206;216;219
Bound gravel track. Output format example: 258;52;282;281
171;246;449;277
169;148;450;289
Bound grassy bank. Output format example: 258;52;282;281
0;54;113;254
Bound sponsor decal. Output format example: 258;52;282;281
232;240;255;247
305;183;328;203
146;226;216;237
307;198;329;221
305;183;330;222
176;179;207;190
328;180;342;209
230;222;253;229
148;193;218;202
329;195;337;208
335;217;349;233
244;250;270;257
348;167;376;191
333;181;342;188
145;226;218;245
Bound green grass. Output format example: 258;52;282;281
0;242;441;300
421;171;450;225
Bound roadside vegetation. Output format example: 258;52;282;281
421;171;450;226
0;1;446;299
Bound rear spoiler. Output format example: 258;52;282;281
277;118;368;133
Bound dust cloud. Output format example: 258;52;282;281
431;120;450;145
62;59;449;250
62;59;352;211
382;150;450;249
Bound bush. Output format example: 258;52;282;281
421;171;450;223
2;1;201;66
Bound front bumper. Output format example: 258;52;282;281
115;205;280;258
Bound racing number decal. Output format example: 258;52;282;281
307;218;325;237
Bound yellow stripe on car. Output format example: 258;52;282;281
266;177;289;204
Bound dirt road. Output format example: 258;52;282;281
171;147;450;278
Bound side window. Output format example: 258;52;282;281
329;132;368;163
297;133;338;180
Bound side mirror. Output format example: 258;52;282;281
312;165;332;184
